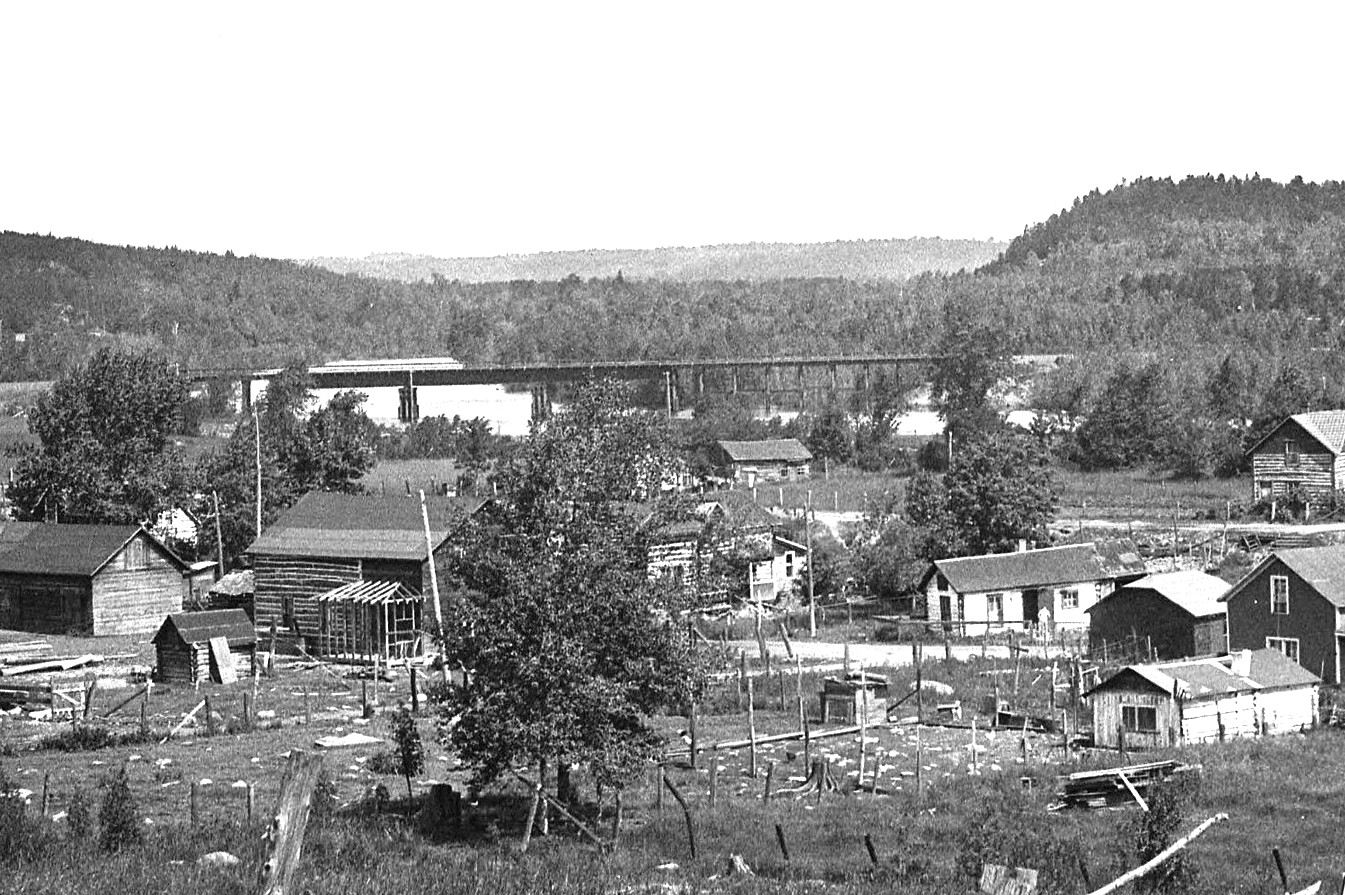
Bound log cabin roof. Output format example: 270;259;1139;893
1247;410;1345;456
924;540;1146;594
1221;545;1345;608
153;608;256;646
1090;570;1229;619
717;438;814;463
1085;648;1319;700
247;491;486;560
0;523;186;577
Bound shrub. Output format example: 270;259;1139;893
310;767;339;825
67;786;94;843
97;765;141;854
1119;774;1202;895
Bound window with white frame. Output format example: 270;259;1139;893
784;551;795;578
1266;636;1300;664
1271;575;1290;614
986;593;1004;623
1121;704;1158;733
1059;588;1080;610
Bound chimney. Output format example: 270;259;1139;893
1230;649;1252;677
1017;539;1029;553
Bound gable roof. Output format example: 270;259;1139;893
247;491;486;561
0;523;187;577
1086;648;1320;700
926;541;1146;594
717;438;813;463
153;608;256;646
1248;410;1345;456
1091;570;1228;618
1221;545;1345;608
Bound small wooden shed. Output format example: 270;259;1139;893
153;609;258;684
1085;648;1319;750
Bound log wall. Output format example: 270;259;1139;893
253;555;361;639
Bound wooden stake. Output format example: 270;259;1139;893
747;674;758;777
915;726;923;802
775;823;791;865
303;689;311;726
191;782;201;825
864;833;879;868
688;702;699;770
857;663;868;790
708;753;719;808
246;782;256;826
763;761;775;801
204;695;213;737
662;773;697;860
777;670;786;711
410;665;419;713
520;767;542;853
40;770;49;817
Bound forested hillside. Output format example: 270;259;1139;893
308;238;1004;283
3;175;1345;405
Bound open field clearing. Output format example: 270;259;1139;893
6;625;1344;894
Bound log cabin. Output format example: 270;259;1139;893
1086;648;1319;749
153;609;257;684
1247;410;1345;503
0;523;190;636
247;491;485;657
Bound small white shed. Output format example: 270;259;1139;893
1086;648;1320;750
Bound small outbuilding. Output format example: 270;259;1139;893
715;438;813;484
1085;648;1319;750
153;609;258;684
1087;570;1229;660
1247;410;1345;503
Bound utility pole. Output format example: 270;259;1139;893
419;490;449;683
806;489;816;637
253;406;262;538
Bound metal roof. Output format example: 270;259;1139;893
1222;545;1345;608
0;523;187;578
1092;570;1229;618
1247;410;1345;456
316;579;422;605
247;491;485;560
929;541;1146;594
153;608;256;646
1087;648;1320;700
717;439;814;463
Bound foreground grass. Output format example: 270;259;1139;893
7;728;1344;894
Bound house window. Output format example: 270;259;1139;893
784;552;795;578
1284;439;1300;467
1059;588;1080;610
1271;575;1290;615
1267;636;1300;664
986;593;1004;623
1121;704;1158;733
281;595;296;631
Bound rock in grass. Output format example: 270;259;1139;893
198;851;241;869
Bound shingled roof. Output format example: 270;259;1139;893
1222;545;1345;608
153;608;256;646
0;523;186;577
1092;570;1229;619
717;439;813;463
1249;410;1345;455
927;541;1146;594
1087;648;1320;700
247;491;486;561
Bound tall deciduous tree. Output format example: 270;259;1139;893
9;348;196;524
436;378;702;791
199;366;378;561
943;428;1056;555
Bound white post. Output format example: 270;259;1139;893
419;490;448;683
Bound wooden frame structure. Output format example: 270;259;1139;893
317;580;423;661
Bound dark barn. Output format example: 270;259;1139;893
153;609;258;684
1088;570;1229;660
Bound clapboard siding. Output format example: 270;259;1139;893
1225;556;1340;684
253;555;361;638
91;545;186;636
1091;690;1180;749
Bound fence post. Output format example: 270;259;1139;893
204;696;213;737
191;781;201;825
257;751;325;895
247;782;256;826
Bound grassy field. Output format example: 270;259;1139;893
7;628;1340;895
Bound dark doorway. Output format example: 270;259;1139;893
1022;589;1040;631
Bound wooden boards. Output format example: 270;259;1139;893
208;637;238;684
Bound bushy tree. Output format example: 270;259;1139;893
199;366;378;561
436;379;703;792
1073;363;1174;470
98;765;140;854
944;428;1056;555
931;297;1021;440
9;348;196;524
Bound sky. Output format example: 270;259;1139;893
5;2;1345;262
